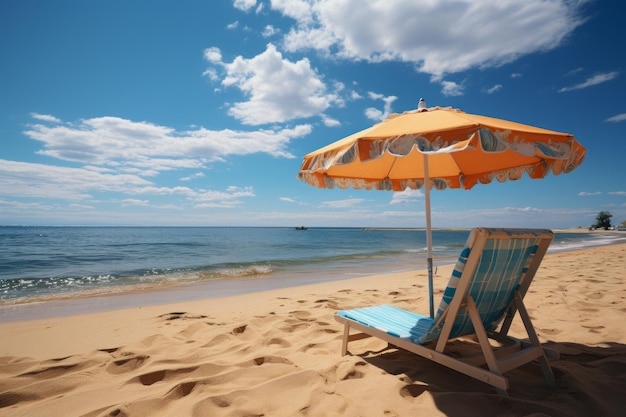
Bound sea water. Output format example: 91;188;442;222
1;226;623;313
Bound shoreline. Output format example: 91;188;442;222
1;243;625;416
3;227;623;317
1;237;625;323
2;242;625;338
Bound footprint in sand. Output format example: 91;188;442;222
587;291;605;300
159;312;209;321
289;310;316;321
537;327;563;336
106;354;149;374
582;324;606;334
400;383;429;398
132;365;199;386
231;324;248;335
314;299;340;309
165;380;197;398
138;369;166;385
252;355;294;366
265;337;292;348
335;359;367;381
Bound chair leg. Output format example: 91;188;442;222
341;323;350;356
466;296;506;393
514;293;556;388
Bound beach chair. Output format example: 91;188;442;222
335;227;557;394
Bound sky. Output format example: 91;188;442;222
1;0;625;228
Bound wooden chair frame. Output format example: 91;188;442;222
335;228;557;394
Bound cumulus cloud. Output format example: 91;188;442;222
30;113;61;123
203;47;222;63
24;114;311;174
320;114;341;127
275;0;585;78
233;0;256;12
440;80;464;97
11;112;310;209
205;43;341;125
262;25;279;37
209;1;583;117
365;92;397;121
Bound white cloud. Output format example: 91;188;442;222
365;92;397;121
271;0;315;24
0;159;151;201
180;172;206;181
30;113;61;123
275;0;585;78
203;47;222;63
233;0;256;12
320;198;365;208
559;71;619;92
207;43;340;125
579;191;602;196
606;113;626;123
280;197;296;203
364;107;383;121
440;80;464;97
121;199;149;206
262;25;279;37
321;114;341;127
484;84;502;94
390;189;423;205
192;185;256;208
24;115;311;173
565;67;585;76
608;191;626;196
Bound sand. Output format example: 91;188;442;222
1;243;625;416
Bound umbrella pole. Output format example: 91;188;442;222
423;153;434;318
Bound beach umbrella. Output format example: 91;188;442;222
297;99;586;317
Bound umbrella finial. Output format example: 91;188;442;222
418;98;427;112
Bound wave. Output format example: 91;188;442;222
2;228;624;307
549;232;626;252
197;264;275;279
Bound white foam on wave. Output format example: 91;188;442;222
549;233;626;252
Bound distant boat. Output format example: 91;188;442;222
295;226;308;230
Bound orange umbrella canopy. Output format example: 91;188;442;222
298;105;586;191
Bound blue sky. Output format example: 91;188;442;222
1;0;624;228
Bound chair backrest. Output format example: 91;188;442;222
418;228;553;344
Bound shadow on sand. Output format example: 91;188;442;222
358;341;626;417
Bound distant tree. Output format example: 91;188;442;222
593;211;612;230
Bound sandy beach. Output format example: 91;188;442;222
1;243;625;416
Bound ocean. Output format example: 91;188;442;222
1;226;624;319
